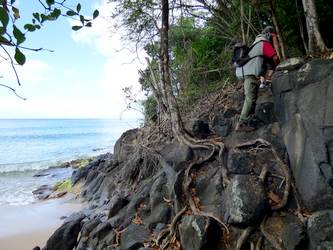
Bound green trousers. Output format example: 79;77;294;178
239;76;258;124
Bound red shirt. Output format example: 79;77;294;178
262;41;277;58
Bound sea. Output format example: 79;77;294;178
0;119;140;206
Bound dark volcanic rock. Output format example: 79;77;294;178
43;212;85;250
307;210;333;250
113;129;139;163
273;59;333;211
255;102;276;124
281;222;307;250
34;167;73;178
223;175;266;226
178;215;221;250
184;117;211;139
144;203;171;230
158;142;193;171
120;224;150;250
276;57;305;72
108;194;129;218
211;114;231;137
32;185;53;200
90;221;113;241
193;163;224;217
227;149;254;175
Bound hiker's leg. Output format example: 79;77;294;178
239;76;258;124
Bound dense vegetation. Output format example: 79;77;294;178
110;0;333;123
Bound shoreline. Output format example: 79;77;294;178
0;194;84;250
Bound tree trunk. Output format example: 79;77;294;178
240;0;246;44
302;0;327;53
269;0;286;60
295;0;309;53
160;0;184;140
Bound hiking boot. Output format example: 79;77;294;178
235;122;256;132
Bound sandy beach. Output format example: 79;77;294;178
0;195;84;250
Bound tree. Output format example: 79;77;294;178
0;1;98;97
301;0;327;53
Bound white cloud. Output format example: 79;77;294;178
71;0;121;57
69;0;146;118
0;95;141;119
0;59;49;87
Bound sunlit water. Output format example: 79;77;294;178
0;119;140;205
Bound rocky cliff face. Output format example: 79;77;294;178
42;59;333;250
273;59;333;212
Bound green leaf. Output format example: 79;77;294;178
14;48;26;65
93;10;99;19
13;25;26;45
33;12;40;22
35;24;41;29
66;10;77;16
12;7;20;19
11;0;16;4
41;14;47;23
0;35;11;45
24;24;36;32
85;22;92;27
76;3;81;13
0;7;9;29
79;15;85;24
72;25;82;31
50;8;61;20
46;0;55;6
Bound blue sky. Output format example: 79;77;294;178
0;0;145;119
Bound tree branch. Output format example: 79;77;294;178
0;83;26;100
0;45;21;86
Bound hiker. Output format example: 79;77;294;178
235;26;280;132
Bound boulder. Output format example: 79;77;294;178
276;57;305;72
255;102;276;125
43;212;85;250
108;194;129;218
227;149;254;175
90;221;113;241
307;210;333;250
272;59;333;211
211;114;231;137
113;129;139;163
193;163;224;217
223;175;266;226
178;215;221;250
281;222;307;250
119;224;150;250
158;143;193;171
185;118;211;139
32;185;53;200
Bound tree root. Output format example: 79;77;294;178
260;217;283;250
291;182;306;222
141;122;232;248
255;236;263;250
182;146;230;234
250;241;255;250
235;138;291;211
259;164;268;182
236;227;253;250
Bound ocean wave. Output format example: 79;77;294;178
0;131;105;141
0;160;64;174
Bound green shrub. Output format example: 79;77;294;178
143;95;158;123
